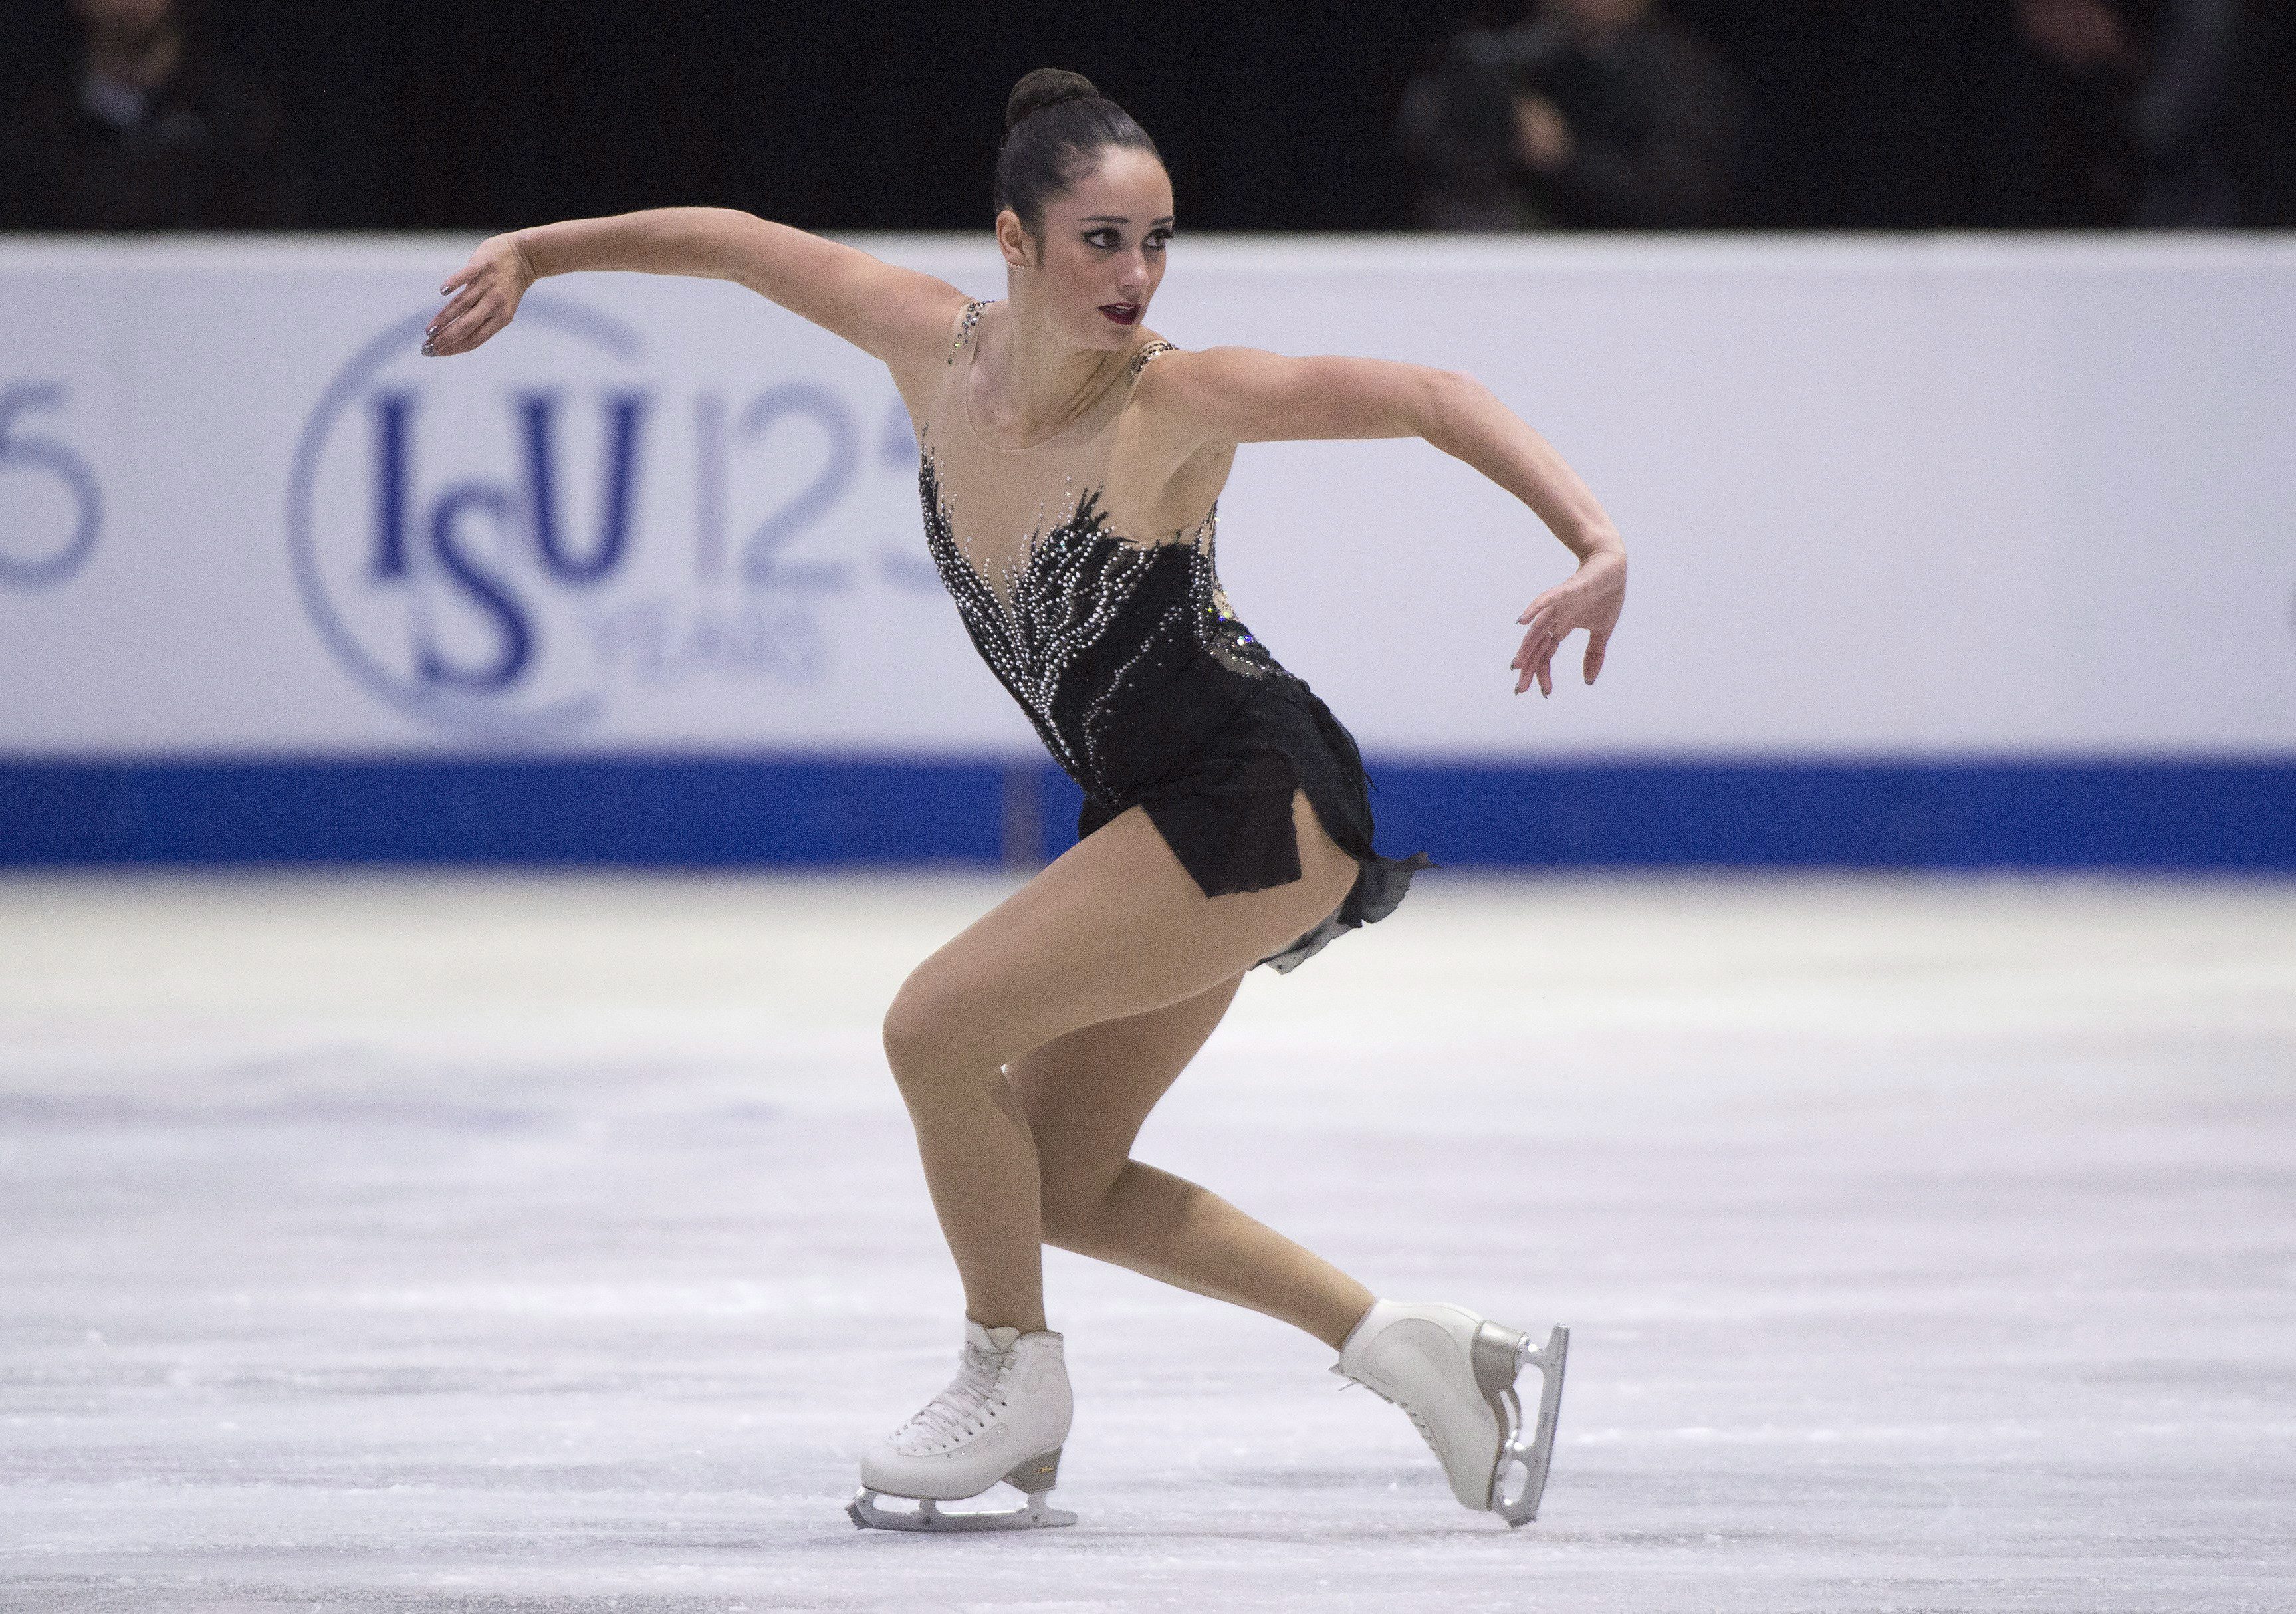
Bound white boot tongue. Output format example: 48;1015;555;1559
967;1320;1023;1353
1336;1298;1410;1370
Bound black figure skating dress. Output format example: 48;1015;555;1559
917;300;1435;972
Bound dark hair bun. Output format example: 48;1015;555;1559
1005;68;1100;134
992;68;1160;231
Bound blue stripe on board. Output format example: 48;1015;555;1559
1340;759;2296;871
1;757;2291;870
0;757;1009;867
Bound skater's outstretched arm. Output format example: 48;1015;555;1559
421;207;968;369
1137;348;1627;696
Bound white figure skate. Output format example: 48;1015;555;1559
1334;1299;1569;1526
847;1320;1076;1532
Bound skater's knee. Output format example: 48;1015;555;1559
881;991;954;1089
1036;1181;1101;1253
881;971;998;1093
1036;1160;1125;1253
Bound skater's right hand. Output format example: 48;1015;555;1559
424;234;536;358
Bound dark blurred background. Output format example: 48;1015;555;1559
3;0;2293;233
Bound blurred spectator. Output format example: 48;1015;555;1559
2017;0;2241;225
0;0;296;230
1397;0;1745;230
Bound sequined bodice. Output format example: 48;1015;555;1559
917;300;1296;803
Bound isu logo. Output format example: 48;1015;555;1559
288;300;933;737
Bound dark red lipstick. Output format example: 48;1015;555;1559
1099;302;1141;326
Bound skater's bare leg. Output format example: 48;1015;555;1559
881;790;1359;1335
1011;977;1376;1350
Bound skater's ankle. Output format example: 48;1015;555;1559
967;1313;1050;1337
1323;1290;1383;1353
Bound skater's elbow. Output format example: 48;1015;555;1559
1417;369;1496;448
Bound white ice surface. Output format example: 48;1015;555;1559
1;870;2292;1612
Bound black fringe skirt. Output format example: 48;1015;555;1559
1076;680;1438;973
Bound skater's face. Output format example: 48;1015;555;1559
998;146;1173;352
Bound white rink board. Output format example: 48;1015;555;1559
2;235;2293;760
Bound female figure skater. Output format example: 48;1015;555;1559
425;68;1627;1532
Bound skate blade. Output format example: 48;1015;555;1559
1489;1324;1569;1528
847;1486;1077;1532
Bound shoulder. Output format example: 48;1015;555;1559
1131;342;1312;383
1124;333;1181;378
1123;337;1214;442
1127;342;1345;457
1127;344;1319;430
879;285;987;384
1125;342;1268;411
945;297;993;360
1131;344;1444;445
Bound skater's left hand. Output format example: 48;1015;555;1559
1512;545;1625;698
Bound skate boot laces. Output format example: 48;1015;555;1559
893;1339;1011;1454
1333;1367;1444;1460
